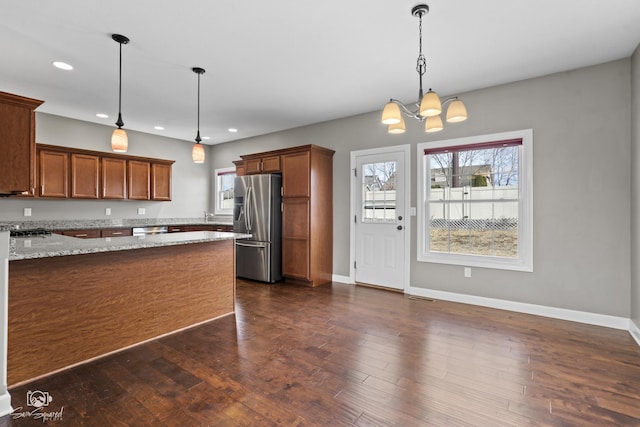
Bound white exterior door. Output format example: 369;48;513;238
352;146;409;291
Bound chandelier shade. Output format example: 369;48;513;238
381;4;468;134
381;102;402;125
388;117;406;134
419;90;442;117
446;99;468;123
425;115;443;133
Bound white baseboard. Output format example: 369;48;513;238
409;286;630;331
0;391;12;417
630;320;640;347
332;274;354;284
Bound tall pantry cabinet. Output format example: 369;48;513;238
236;145;334;286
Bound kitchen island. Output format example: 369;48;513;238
6;230;249;387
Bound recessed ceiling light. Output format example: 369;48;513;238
228;128;238;133
202;136;210;140
154;126;164;130
52;61;73;71
96;113;109;118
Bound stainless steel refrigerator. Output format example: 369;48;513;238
233;174;282;283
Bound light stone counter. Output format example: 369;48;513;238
10;231;251;261
6;217;233;231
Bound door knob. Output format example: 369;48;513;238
397;225;403;230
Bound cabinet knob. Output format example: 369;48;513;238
397;225;403;231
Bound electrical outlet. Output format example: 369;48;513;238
23;208;32;217
137;208;146;215
105;208;111;216
410;207;417;216
464;267;471;278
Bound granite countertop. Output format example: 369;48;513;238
6;217;233;231
10;230;251;261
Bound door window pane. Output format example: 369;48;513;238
362;161;397;223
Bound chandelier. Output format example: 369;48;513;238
381;4;468;134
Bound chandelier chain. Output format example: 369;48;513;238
416;12;426;77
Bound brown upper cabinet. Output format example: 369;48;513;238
102;157;127;199
242;154;281;174
127;160;150;200
33;144;173;201
151;163;171;201
232;160;245;176
38;149;68;198
0;91;43;195
70;153;99;199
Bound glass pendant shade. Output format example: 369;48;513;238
446;99;468;122
111;128;128;152
419;90;442;117
424;115;444;133
192;143;205;163
381;102;402;125
388;117;406;134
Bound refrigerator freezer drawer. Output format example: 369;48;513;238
236;241;281;283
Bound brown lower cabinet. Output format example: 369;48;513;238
58;229;101;239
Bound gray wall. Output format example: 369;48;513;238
632;44;640;326
0;114;211;221
211;59;632;317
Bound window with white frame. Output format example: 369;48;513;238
214;167;236;215
417;129;533;272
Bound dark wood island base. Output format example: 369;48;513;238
8;239;235;386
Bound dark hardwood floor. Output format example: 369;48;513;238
3;279;640;426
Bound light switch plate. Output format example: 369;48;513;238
105;208;111;216
23;208;32;217
137;208;146;215
410;207;417;216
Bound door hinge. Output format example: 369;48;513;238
354;168;357;177
354;215;357;224
354;261;357;269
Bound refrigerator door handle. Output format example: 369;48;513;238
245;185;253;232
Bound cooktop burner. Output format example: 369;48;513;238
10;228;52;237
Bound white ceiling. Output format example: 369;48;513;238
2;1;640;145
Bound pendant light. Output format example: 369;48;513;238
381;4;468;133
111;34;130;152
192;67;206;164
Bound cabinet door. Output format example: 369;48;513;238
244;158;261;174
151;163;172;201
61;229;101;239
70;153;99;199
282;199;310;280
102;157;127;199
38;150;68;198
0;92;42;195
282;151;310;197
101;228;132;237
233;160;245;176
128;160;150;200
261;155;281;173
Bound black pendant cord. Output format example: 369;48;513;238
116;40;124;129
195;71;201;143
193;67;206;143
112;34;129;129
